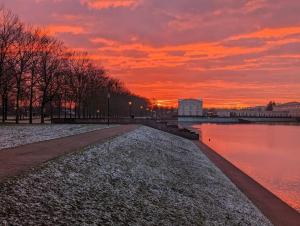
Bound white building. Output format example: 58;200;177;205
273;102;300;117
216;108;290;118
230;110;289;118
178;99;203;116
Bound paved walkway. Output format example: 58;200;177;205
0;125;139;182
195;140;300;226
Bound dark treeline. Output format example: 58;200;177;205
0;7;150;123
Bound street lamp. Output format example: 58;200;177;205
107;93;111;126
140;105;144;117
128;101;132;118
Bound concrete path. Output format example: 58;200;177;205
0;125;139;182
195;140;300;226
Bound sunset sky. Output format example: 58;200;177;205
3;0;300;108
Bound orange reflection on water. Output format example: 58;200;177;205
192;124;300;212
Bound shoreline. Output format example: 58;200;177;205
178;116;299;124
0;125;299;226
194;140;300;226
0;126;271;225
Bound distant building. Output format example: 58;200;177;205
273;102;300;117
178;99;203;116
216;108;289;118
229;110;289;118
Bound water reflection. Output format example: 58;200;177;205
188;123;300;212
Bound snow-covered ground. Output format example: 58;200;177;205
0;124;114;150
0;126;272;225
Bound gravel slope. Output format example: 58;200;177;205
0;126;272;225
0;124;113;150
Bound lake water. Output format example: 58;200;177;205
188;123;300;212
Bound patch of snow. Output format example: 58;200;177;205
0;126;272;225
0;124;115;150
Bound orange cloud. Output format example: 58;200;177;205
20;0;300;108
127;80;300;108
90;37;116;46
230;26;300;41
46;25;86;35
85;24;300;78
81;0;141;9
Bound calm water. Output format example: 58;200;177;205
190;123;300;212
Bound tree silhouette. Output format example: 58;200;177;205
0;7;151;123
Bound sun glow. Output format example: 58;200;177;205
6;0;300;108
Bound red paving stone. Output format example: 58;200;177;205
195;140;300;226
0;125;139;182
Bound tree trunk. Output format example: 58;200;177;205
82;105;86;119
69;103;72;118
78;102;81;119
29;87;34;124
40;102;45;124
4;95;8;120
74;104;77;119
15;85;20;124
58;98;61;119
64;91;67;119
1;95;5;123
29;69;35;124
64;101;67;119
50;101;53;121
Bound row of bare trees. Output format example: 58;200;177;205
0;7;150;123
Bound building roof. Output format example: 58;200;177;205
277;102;300;107
179;98;202;102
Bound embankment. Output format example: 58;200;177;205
195;140;300;226
0;126;271;225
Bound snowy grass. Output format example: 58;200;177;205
0;124;115;150
0;126;272;225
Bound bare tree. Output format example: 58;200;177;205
0;6;151;124
0;7;21;122
13;26;37;123
27;29;44;123
37;36;64;123
68;52;91;118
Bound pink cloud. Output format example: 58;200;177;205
3;0;300;107
80;0;141;9
46;24;87;35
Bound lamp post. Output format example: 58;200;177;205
140;105;144;117
107;93;111;126
128;101;132;118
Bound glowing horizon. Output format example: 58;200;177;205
4;0;300;108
